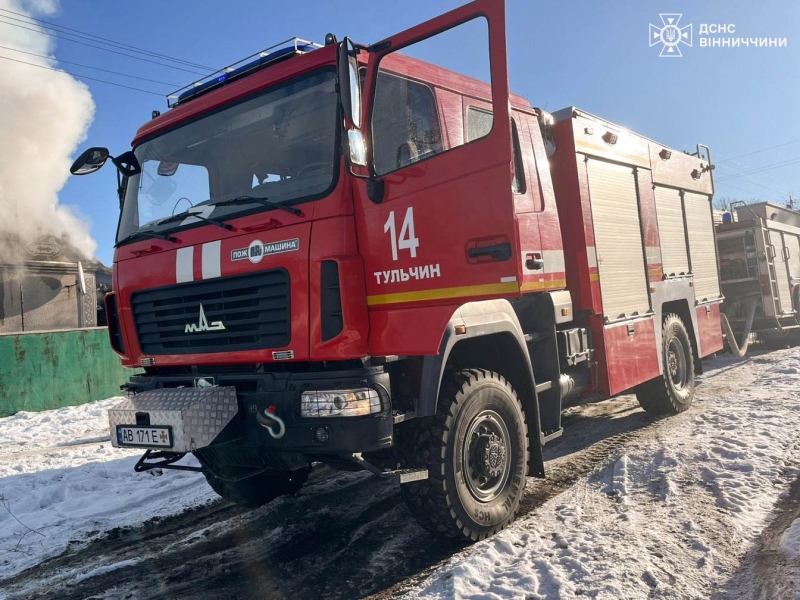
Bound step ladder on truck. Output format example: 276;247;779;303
69;0;729;541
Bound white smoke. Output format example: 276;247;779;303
0;0;97;262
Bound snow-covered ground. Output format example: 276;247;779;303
405;348;800;600
0;398;214;581
782;519;800;557
1;349;799;599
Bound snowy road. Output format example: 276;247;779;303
1;348;799;599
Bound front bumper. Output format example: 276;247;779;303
116;366;393;457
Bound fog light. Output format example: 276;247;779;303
300;388;381;417
314;427;330;444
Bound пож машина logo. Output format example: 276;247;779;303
650;14;692;57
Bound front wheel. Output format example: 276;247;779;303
636;313;695;414
399;369;528;541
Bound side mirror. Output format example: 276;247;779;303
70;147;110;175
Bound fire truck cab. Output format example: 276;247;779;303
70;0;721;541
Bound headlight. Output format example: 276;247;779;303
300;388;381;418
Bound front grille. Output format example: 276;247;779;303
131;270;290;355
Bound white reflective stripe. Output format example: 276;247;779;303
176;247;194;283
586;246;598;268
500;276;517;283
645;246;662;265
542;249;565;273
520;250;566;275
202;241;221;280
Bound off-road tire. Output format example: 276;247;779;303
636;313;695;414
203;467;310;508
399;369;528;542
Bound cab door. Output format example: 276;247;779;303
354;0;518;311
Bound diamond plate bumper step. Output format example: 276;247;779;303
345;452;428;485
380;468;429;484
108;387;238;453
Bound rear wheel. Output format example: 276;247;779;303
399;369;528;541
636;313;695;414
203;467;310;508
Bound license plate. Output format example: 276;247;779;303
116;425;173;448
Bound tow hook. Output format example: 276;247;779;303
256;406;286;439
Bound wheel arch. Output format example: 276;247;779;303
418;299;545;477
659;299;702;375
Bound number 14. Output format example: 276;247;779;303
384;207;419;261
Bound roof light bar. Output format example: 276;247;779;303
166;37;323;108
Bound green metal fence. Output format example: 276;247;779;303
0;327;135;417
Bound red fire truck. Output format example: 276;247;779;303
717;202;800;348
70;0;721;541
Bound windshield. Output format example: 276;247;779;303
117;70;338;243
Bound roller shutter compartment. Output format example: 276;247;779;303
771;232;794;315
684;192;721;303
586;159;650;320
654;186;689;277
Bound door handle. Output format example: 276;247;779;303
468;243;512;262
526;252;544;270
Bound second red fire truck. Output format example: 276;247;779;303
70;0;722;541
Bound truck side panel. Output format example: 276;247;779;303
602;317;660;395
518;112;566;295
636;167;664;285
551;108;721;398
696;303;724;356
549;124;597;315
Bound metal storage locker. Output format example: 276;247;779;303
684;192;721;302
586;159;650;320
771;231;794;314
654;186;690;277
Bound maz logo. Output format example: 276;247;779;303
185;304;225;334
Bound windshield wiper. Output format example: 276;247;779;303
211;195;303;217
117;229;179;246
156;210;234;231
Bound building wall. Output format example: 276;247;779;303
0;327;136;416
0;267;98;333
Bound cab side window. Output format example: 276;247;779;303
372;72;443;176
511;120;526;195
466;107;493;142
466;107;525;194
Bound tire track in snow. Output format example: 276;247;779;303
0;351;780;600
713;442;800;600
